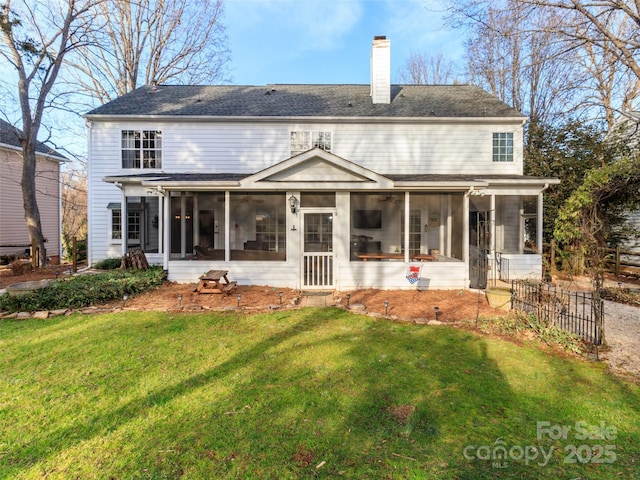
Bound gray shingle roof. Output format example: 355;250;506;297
105;172;549;185
0;119;67;160
86;84;525;118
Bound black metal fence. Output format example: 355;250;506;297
511;280;604;345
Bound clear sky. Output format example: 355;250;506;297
224;0;464;85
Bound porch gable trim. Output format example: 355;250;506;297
241;148;395;189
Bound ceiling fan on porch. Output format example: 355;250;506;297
218;194;264;203
377;194;401;203
237;194;264;204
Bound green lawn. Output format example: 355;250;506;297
1;308;638;479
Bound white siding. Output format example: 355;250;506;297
166;258;466;290
88;120;523;177
87;123;127;264
338;261;466;290
168;259;298;287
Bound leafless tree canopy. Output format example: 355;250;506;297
397;51;460;84
443;0;640;125
69;0;231;104
61;166;87;252
463;4;583;124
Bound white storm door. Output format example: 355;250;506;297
302;211;335;288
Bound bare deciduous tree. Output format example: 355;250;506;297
0;0;102;266
69;0;230;104
571;16;640;127
61;166;87;256
446;0;640;123
530;0;640;81
397;51;459;84
463;2;581;124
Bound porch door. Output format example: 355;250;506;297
302;211;335;288
469;211;489;289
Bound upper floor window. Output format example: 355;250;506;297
492;132;513;162
122;130;162;168
291;131;332;156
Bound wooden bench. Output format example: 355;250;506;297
195;269;237;294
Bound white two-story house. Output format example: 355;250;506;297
86;36;559;290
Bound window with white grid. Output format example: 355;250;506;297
111;209;122;241
290;131;332;156
492;132;513;162
122;130;162;168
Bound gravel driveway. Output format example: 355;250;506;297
601;300;640;378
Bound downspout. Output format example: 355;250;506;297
113;182;126;257
58;158;63;264
86;120;93;265
490;193;496;282
463;187;473;288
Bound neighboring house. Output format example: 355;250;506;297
0;119;66;263
607;112;640;256
85;36;559;290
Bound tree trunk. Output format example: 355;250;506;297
22;145;47;267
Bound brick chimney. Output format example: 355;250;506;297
370;36;391;104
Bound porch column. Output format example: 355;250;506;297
404;192;410;262
193;194;199;248
490;194;496;258
490;194;496;285
180;193;186;258
537;191;544;253
163;193;170;269
439;195;445;255
446;195;452;257
121;189;127;256
224;191;230;262
157;195;163;255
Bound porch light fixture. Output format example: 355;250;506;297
384;301;389;315
434;306;440;320
289;194;298;213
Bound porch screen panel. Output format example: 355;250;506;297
350;192;402;261
194;193;225;254
125;196;160;253
230;193;286;261
170;195;193;256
